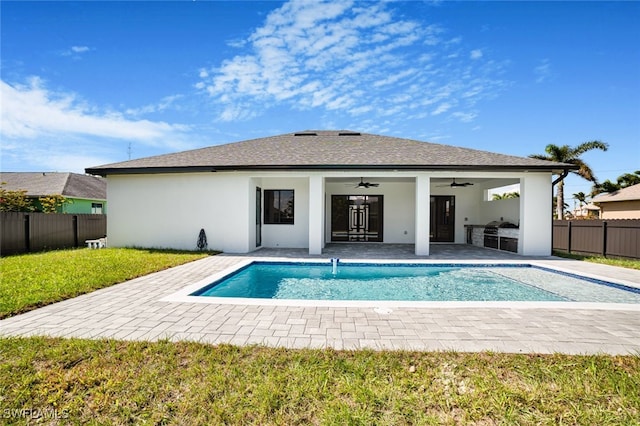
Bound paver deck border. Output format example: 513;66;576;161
2;245;639;355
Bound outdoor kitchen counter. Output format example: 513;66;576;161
465;225;486;247
465;224;520;251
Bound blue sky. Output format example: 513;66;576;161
1;0;639;202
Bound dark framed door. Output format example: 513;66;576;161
331;195;383;242
255;187;262;247
430;196;455;242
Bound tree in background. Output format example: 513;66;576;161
591;170;640;196
552;196;570;219
530;141;608;219
491;192;520;200
572;191;588;209
0;183;33;212
39;194;71;213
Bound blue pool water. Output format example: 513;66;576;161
192;262;640;303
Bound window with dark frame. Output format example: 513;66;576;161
91;202;103;214
264;190;294;224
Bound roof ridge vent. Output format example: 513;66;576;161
294;132;318;136
338;132;361;136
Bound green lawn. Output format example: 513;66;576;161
553;251;640;270
2;248;639;424
1;337;638;425
0;248;213;319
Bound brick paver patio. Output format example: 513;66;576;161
2;245;639;354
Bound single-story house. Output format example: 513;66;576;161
0;172;106;214
85;130;573;256
569;202;600;219
592;183;640;219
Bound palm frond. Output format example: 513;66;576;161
570;158;598;183
570;140;608;157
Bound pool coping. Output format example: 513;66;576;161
161;258;640;311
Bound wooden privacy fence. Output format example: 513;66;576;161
553;219;640;259
0;212;107;255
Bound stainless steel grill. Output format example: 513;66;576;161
484;221;518;249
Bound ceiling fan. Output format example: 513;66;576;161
353;178;379;188
438;178;474;188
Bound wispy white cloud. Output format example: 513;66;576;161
61;45;93;59
198;0;508;124
451;111;477;123
1;77;188;143
125;94;184;117
71;46;90;53
534;59;551;83
0;77;194;171
432;102;453;116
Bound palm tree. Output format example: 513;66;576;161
618;170;640;187
592;179;620;196
551;196;570;219
573;191;587;208
530;141;608;219
572;191;588;217
591;170;640;196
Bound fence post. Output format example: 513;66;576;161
24;214;31;252
567;220;572;254
73;215;79;248
602;221;607;257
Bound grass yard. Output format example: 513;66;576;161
2;249;639;424
1;337;638;425
0;248;213;319
553;251;640;270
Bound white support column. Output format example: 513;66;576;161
415;174;430;256
308;175;325;255
519;173;552;255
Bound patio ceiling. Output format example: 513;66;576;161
324;176;519;187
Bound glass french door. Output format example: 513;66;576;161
430;195;455;242
331;195;383;242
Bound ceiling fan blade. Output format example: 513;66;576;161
353;178;380;188
449;179;474;187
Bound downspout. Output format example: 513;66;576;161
552;168;570;186
552;168;570;216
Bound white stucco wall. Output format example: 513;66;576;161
519;173;553;255
478;198;520;226
105;170;553;255
107;173;252;253
259;177;310;249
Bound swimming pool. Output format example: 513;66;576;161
190;261;640;304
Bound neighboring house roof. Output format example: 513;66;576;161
0;172;106;200
584;203;600;211
592;183;640;204
85;130;574;176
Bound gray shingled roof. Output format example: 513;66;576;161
86;130;572;176
0;172;106;200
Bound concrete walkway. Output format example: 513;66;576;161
2;245;639;355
